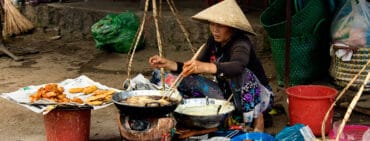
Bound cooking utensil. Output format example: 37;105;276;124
112;90;181;117
176;127;218;139
206;130;240;141
162;43;206;100
217;93;234;115
174;97;235;129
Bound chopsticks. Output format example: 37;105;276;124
163;43;206;99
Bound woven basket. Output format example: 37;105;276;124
330;47;370;92
270;34;329;86
335;80;370;92
270;17;330;86
260;0;328;38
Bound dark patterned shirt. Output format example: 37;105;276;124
196;34;269;87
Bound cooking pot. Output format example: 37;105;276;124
174;97;235;129
112;89;182;117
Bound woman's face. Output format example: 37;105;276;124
209;22;233;44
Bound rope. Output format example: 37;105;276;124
125;0;195;90
152;0;166;90
166;0;195;53
170;0;179;14
124;0;150;89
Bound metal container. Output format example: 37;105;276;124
112;90;182;117
174;97;235;129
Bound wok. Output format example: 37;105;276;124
112;89;182;117
174;97;235;129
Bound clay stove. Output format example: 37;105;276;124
116;114;175;141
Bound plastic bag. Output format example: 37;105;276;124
331;0;370;48
91;11;143;53
275;124;315;141
362;128;370;141
329;121;370;141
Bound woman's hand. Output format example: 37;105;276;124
182;60;217;76
148;55;178;71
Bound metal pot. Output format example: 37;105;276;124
112;90;182;117
173;97;235;129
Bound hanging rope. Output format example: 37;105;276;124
170;0;179;14
124;0;196;90
166;0;195;53
124;0;150;90
152;0;166;90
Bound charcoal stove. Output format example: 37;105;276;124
116;113;175;141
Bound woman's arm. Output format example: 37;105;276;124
215;41;251;77
182;60;217;76
148;55;179;71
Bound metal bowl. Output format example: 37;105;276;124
112;90;181;117
174;97;235;129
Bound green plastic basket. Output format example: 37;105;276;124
270;34;327;86
260;0;329;38
270;17;330;86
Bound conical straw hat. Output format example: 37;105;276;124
192;0;256;35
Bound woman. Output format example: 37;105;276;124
149;0;272;132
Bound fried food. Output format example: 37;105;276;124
68;88;84;93
29;83;71;103
124;96;171;107
87;100;103;106
92;89;115;96
83;85;98;94
87;94;106;102
71;97;83;104
68;85;99;94
86;89;116;106
30;83;116;106
104;95;112;102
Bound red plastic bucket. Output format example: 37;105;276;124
44;108;91;141
286;85;337;136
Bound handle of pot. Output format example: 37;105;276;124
122;79;132;90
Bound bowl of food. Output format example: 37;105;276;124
112;89;182;117
173;97;235;129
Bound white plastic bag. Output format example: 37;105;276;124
362;128;370;141
332;0;370;48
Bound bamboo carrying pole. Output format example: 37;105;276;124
2;0;34;36
124;0;150;89
152;0;167;90
321;59;370;140
335;70;370;141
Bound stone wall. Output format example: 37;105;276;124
21;2;269;53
